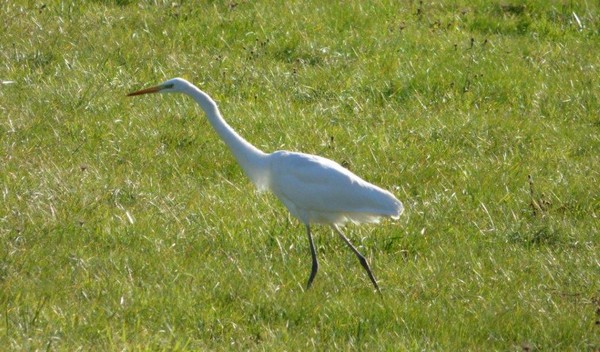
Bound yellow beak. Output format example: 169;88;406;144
127;85;162;96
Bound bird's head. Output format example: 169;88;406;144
127;77;190;96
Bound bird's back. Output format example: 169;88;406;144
267;151;403;225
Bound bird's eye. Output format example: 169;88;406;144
163;83;174;89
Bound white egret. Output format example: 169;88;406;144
128;78;403;291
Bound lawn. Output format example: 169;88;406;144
1;0;598;350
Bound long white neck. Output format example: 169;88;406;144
179;82;270;191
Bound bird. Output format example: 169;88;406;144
127;78;403;291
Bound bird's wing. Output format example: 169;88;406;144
268;151;402;223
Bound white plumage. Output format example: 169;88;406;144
128;77;404;291
268;151;402;225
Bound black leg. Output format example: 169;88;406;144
332;225;380;292
305;224;319;289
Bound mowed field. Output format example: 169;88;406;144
1;0;599;350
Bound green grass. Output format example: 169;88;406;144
1;0;599;350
